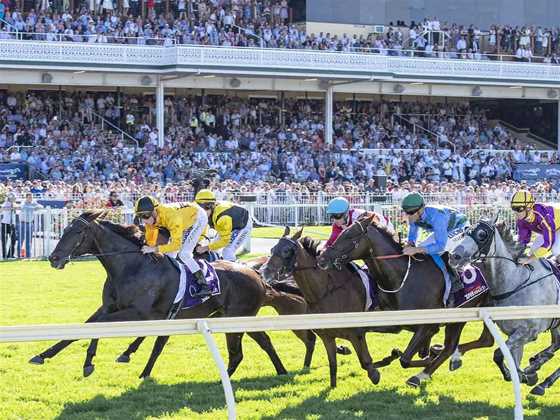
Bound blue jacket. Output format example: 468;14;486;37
408;206;467;254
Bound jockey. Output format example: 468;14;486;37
324;197;394;249
194;189;253;262
511;190;560;265
401;192;468;307
135;195;211;298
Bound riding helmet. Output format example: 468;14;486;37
510;190;535;209
134;196;159;216
326;197;350;215
401;192;425;213
195;189;217;204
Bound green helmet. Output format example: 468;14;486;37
401;192;425;213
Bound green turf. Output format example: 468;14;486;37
252;226;332;240
0;260;558;420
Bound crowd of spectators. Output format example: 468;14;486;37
1;90;556;191
0;2;559;63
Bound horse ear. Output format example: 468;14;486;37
283;226;290;237
492;210;500;224
292;227;303;241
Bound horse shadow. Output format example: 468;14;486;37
55;373;559;420
54;372;301;420
263;387;560;420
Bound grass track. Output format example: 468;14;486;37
251;226;331;240
0;260;559;419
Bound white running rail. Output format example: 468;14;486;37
2;305;559;420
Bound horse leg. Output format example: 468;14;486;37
526;329;559;374
138;336;170;379
407;323;465;388
291;330;316;369
506;328;539;386
531;366;560;396
493;348;511;382
29;306;105;365
225;333;244;377
247;331;288;375
453;324;494;371
319;335;338;388
83;339;99;377
398;325;439;369
347;333;380;385
116;337;146;363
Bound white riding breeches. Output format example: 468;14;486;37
221;217;253;261
177;206;208;273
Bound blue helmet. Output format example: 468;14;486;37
326;197;350;216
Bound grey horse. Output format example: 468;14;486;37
449;218;560;396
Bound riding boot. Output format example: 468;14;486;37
446;268;463;308
192;270;212;298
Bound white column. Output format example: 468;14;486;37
325;85;333;145
156;80;165;148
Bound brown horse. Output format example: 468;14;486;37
317;214;494;387
29;212;315;380
261;227;381;388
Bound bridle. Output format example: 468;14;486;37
270;237;318;277
465;221;554;301
60;217;142;263
329;219;369;270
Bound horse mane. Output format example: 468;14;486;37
495;221;525;259
299;236;321;257
360;212;403;252
98;220;145;247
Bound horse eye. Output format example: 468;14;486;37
477;230;488;240
281;247;293;258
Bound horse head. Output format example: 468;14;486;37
260;227;305;283
317;214;375;270
449;218;499;268
48;211;105;269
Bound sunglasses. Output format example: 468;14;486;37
404;209;418;216
330;213;346;220
511;206;526;213
138;213;153;220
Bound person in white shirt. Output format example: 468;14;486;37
1;193;18;259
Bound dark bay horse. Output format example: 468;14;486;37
261;227;381;388
28;212;311;378
317;214;494;387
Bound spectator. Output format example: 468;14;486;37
1;192;18;259
106;191;124;208
18;192;42;258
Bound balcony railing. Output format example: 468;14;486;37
0;40;559;83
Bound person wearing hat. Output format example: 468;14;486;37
511;189;560;265
323;196;394;249
1;192;18;259
401;192;468;307
134;195;211;298
194;189;252;262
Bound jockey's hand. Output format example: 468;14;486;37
518;256;536;266
141;245;157;254
196;245;209;254
403;246;421;256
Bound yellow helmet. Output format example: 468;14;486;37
195;189;216;204
134;196;159;216
510;190;535;210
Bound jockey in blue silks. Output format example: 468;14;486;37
401;192;469;307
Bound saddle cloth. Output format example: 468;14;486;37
453;264;489;308
348;262;378;311
169;258;221;309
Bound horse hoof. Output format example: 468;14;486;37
525;372;538;387
83;365;95;377
406;376;421;388
369;369;381;385
116;354;130;363
430;344;444;358
530;385;545;396
277;368;288;376
392;348;403;358
336;345;352;356
449;358;462;372
29;355;44;365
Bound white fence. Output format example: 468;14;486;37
2;305;559;419
0;203;519;259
